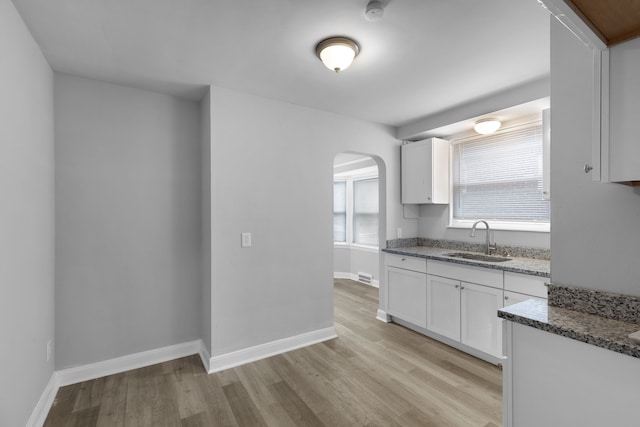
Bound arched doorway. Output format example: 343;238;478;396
332;152;386;292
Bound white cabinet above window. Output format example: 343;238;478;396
401;138;450;204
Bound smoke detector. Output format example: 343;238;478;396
365;0;384;22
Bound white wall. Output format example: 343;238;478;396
0;1;55;425
207;86;406;356
418;204;550;249
550;20;640;296
350;249;379;281
333;246;352;274
334;247;380;283
54;74;203;368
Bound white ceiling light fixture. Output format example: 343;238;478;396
474;118;502;135
315;37;360;73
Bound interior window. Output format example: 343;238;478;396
451;123;550;230
333;181;347;242
333;177;379;247
352;178;379;246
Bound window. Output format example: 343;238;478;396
353;178;379;246
451;123;550;231
333;176;379;247
333;181;347;242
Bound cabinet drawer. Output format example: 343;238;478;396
503;290;546;308
427;260;503;289
385;254;427;273
504;272;548;299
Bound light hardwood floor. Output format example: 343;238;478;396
45;279;502;426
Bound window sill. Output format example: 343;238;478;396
448;221;550;233
333;243;379;253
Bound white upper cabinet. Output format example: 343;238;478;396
401;138;450;204
606;36;640;184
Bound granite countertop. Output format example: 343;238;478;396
382;246;550;277
499;299;640;359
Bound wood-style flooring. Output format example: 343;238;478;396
44;279;502;426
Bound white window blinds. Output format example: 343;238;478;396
333;181;347;242
452;125;550;224
353;178;379;246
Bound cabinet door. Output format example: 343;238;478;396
461;282;503;358
609;37;640;182
386;266;427;328
426;275;460;341
401;140;432;204
401;138;450;204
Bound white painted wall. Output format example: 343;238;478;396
334;247;380;283
54;74;203;368
0;2;55;425
207;86;407;356
350;249;380;281
333;246;352;274
550;19;640;296
418;205;550;249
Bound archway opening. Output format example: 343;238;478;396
332;152;386;296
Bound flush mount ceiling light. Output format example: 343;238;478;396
474;118;502;135
315;37;360;73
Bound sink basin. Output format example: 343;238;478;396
443;252;512;263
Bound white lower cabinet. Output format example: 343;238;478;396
503;272;548;308
387;267;427;328
385;254;427;328
385;255;548;364
460;282;504;358
426;275;460;341
427;274;504;359
503;290;545;307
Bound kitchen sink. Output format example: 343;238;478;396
443;252;512;263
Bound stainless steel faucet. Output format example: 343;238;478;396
470;220;497;255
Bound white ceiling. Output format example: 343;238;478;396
12;0;550;128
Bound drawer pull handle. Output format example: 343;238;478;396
401;258;406;261
504;296;509;300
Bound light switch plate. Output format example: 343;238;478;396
241;232;252;248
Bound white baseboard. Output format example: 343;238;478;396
207;326;337;374
376;309;391;323
334;272;379;288
26;373;59;427
199;341;212;373
28;330;337;425
56;340;203;387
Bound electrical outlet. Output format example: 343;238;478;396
397;227;403;238
241;232;252;248
46;340;52;361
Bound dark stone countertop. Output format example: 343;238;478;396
499;299;640;359
382;246;550;277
